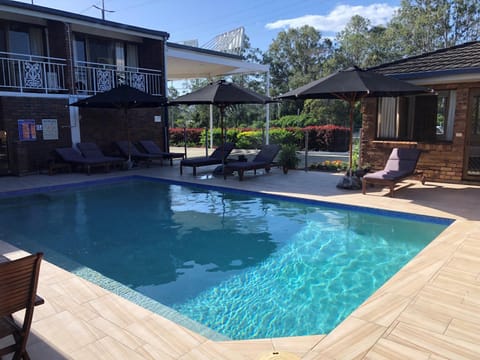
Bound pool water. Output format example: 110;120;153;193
0;178;451;339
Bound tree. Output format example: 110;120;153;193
386;0;480;56
263;26;333;118
326;16;396;72
335;16;372;68
263;25;333;96
302;99;356;127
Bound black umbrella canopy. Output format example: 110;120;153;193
169;80;273;174
278;66;432;101
169;79;273;107
278;66;432;174
70;84;168;109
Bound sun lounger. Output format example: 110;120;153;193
77;142;124;169
114;141;164;167
55;147;114;175
224;144;281;181
180;142;235;176
137;140;185;166
362;147;425;197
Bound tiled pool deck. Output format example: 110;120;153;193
1;161;479;359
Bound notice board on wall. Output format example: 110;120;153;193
18;119;36;141
42;119;59;140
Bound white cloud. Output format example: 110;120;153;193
265;3;398;33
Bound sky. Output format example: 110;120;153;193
17;0;400;52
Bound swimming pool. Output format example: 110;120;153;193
0;177;452;340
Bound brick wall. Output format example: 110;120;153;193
360;84;475;184
1;96;71;175
78;107;168;155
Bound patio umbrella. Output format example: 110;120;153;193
70;85;168;163
278;66;432;175
169;79;274;171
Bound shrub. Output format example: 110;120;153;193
270;114;315;127
269;128;301;146
303;125;349;151
309;160;348;172
169;128;206;146
169;125;350;151
236;130;263;149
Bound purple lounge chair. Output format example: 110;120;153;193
224;144;281;181
362;148;425;197
180;142;235;176
55;147;114;175
137;140;185;166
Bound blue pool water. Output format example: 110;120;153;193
0;178;451;339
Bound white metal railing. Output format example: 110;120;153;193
0;52;67;93
74;61;163;95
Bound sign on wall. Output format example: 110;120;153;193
42;119;59;140
18;119;36;141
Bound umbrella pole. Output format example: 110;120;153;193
220;106;225;177
125;108;133;168
348;101;354;177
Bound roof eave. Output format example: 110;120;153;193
378;68;480;85
0;0;169;41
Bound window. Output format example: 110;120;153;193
125;43;138;69
377;96;417;140
436;90;456;141
376;92;454;142
88;37;114;65
73;36;86;62
73;34;138;68
7;24;44;59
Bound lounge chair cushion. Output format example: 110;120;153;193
362;148;424;196
55;147;114;175
77;142;124;162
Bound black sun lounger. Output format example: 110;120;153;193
224;144;281;181
76;142;124;169
55;147;113;175
114;141;164;167
180;142;235;176
137;140;185;166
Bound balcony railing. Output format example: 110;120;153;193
0;52;67;93
74;61;163;96
0;53;164;96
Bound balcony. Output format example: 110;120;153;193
0;52;164;96
74;61;163;96
0;52;67;93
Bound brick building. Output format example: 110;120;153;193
0;0;269;175
361;41;480;184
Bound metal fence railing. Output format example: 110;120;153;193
0;52;67;93
74;61;163;95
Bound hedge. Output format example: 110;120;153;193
169;125;349;151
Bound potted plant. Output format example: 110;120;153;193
278;144;300;174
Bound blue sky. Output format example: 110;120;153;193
18;0;400;51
